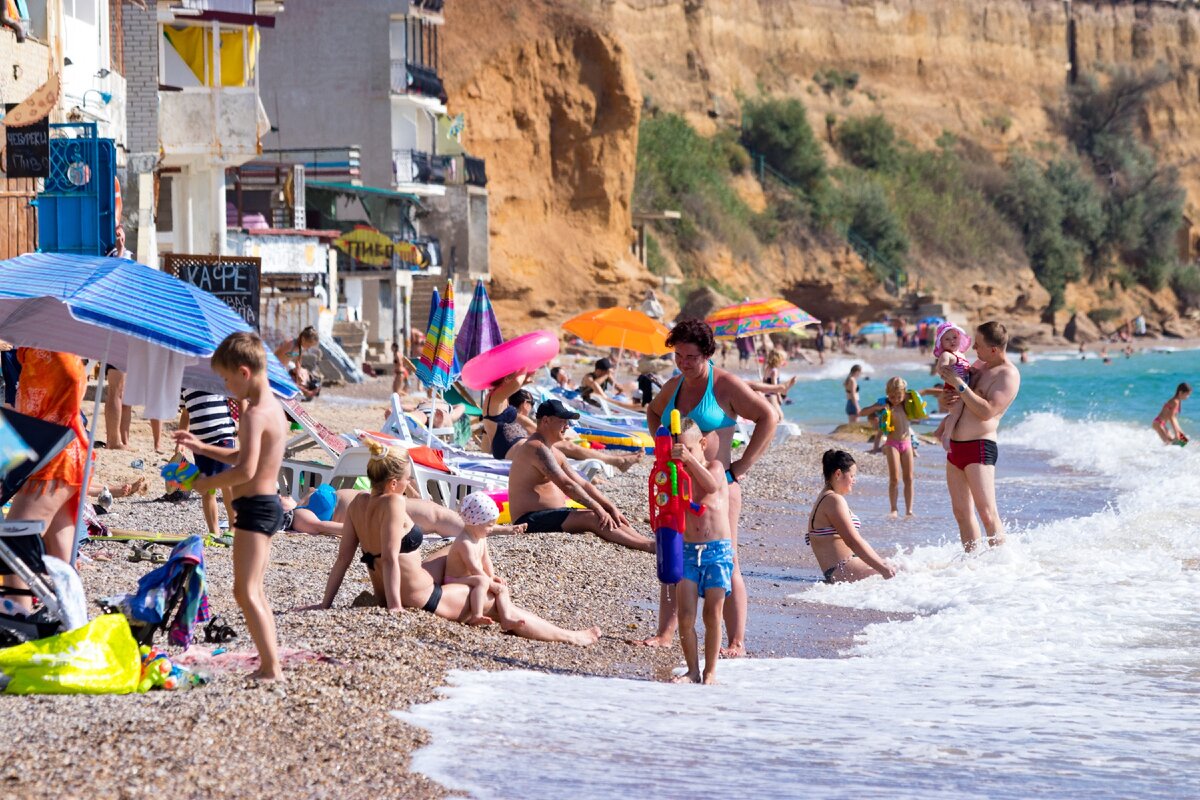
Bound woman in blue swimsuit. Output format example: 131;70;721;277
641;319;779;657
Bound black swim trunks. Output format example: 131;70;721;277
232;494;284;535
513;507;574;533
422;583;443;614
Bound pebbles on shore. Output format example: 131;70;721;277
2;379;882;798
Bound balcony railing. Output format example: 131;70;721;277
440;154;488;188
464;155;487;187
389;60;446;103
393;148;449;187
412;0;445;12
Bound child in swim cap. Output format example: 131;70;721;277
444;492;527;626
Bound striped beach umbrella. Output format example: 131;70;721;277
705;298;820;340
455;279;503;365
857;322;893;337
415;280;459;391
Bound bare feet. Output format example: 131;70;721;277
569;626;602;646
888;510;898;519
634;633;674;647
671;671;700;684
720;643;746;658
467;615;496;626
702;672;718;685
249;668;283;682
615;452;644;473
905;511;915;518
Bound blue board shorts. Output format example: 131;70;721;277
682;539;734;597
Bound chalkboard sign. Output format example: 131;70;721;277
164;254;262;331
3;105;50;179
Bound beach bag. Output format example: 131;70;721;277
0;613;142;694
904;390;929;421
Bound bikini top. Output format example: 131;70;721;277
359;524;424;569
662;362;737;433
805;493;860;546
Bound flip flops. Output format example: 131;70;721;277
204;615;238;644
127;541;167;564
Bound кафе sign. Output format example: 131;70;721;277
332;225;427;271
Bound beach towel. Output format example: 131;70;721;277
106;535;211;647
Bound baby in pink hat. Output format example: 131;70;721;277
444;492;526;626
932;322;974;450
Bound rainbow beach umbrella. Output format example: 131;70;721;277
705;298;820;340
415;280;459;391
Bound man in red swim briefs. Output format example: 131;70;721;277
938;321;1021;552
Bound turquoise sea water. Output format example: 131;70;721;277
401;347;1200;799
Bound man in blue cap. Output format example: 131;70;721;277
507;399;653;553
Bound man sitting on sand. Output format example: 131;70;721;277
507;399;653;552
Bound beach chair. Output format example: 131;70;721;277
328;444;503;515
0;521;69;646
279;397;353;499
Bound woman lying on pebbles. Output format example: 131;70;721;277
806;449;896;583
299;441;602;645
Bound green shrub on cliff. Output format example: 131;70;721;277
740;97;827;200
993;155;1081;311
634;112;758;259
829;173;909;282
835;115;900;172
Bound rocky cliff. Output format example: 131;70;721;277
445;1;1200;332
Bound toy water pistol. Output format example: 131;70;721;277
138;645;207;692
160;458;200;492
648;410;706;585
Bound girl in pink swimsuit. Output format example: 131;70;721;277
859;377;919;518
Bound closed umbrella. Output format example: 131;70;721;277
414;281;459;444
0;252;299;561
563;307;670;356
706;298;820;340
455;279;503;365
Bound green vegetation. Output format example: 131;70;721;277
633;68;1195;313
740;97;827;202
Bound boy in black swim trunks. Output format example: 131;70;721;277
174;333;289;681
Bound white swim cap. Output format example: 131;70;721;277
460;492;500;526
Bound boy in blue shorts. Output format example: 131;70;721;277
671;418;733;685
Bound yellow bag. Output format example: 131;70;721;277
0;614;142;695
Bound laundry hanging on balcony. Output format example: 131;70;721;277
163;25;259;87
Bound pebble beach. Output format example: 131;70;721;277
1;378;891;798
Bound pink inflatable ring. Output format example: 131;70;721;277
461;330;561;390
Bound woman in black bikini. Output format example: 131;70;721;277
305;441;601;644
806;450;896;583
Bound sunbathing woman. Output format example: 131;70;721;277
806;449;896;583
303;441;601;645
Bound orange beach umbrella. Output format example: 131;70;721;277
562;307;671;356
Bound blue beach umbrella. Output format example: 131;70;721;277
455;279;503;365
0;253;297;397
857;322;893;337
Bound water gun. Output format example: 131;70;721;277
875;398;894;433
904;389;929;421
138;645;207;692
160;458;200;492
648;410;706;585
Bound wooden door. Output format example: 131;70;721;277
0;177;37;259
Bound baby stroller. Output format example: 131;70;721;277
0;409;84;647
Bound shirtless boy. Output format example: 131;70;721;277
670;418;732;686
938;321;1021;552
174;333;288;680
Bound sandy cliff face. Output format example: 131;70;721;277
441;2;656;328
445;1;1200;331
